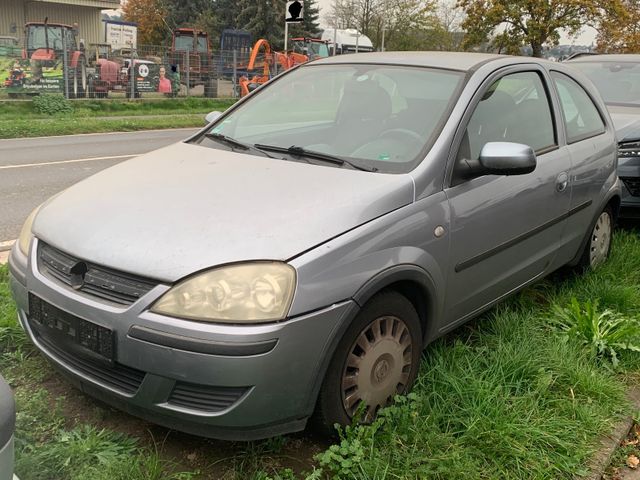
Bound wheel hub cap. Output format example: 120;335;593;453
341;316;413;421
372;355;392;384
590;211;611;268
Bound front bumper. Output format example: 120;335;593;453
9;240;356;440
618;156;640;217
0;435;15;480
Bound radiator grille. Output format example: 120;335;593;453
37;334;145;395
168;382;248;412
38;242;157;306
621;177;640;197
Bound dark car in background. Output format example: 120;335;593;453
568;55;640;217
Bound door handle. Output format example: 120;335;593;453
556;172;569;192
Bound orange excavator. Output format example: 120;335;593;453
238;39;310;97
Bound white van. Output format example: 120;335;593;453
321;28;374;54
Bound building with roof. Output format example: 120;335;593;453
1;0;120;46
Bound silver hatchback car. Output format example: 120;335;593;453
9;53;620;440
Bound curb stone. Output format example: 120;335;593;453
583;388;640;480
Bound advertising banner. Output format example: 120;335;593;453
1;57;64;95
104;21;138;50
135;63;177;94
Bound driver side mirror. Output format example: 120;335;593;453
205;111;222;124
479;142;537;175
458;142;537;181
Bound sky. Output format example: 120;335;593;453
313;0;598;46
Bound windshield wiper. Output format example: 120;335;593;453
254;144;377;172
203;133;277;158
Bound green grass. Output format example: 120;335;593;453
0;115;209;139
0;97;236;118
0;97;237;138
2;229;640;479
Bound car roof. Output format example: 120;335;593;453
311;51;550;72
568;54;640;63
25;22;73;29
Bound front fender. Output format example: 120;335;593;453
288;193;450;336
70;51;82;68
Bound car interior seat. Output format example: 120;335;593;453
333;79;392;152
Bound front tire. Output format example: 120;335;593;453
578;206;613;270
315;291;422;434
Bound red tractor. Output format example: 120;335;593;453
170;28;217;97
24;20;89;98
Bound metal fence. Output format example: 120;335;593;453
0;41;276;100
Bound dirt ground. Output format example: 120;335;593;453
34;354;328;478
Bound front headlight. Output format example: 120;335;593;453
18;206;40;256
151;262;296;323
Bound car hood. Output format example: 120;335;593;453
34;142;414;282
608;106;640;143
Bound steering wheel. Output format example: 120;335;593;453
350;128;425;161
380;128;424;145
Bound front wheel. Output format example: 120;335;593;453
315;291;422;434
577;206;613;270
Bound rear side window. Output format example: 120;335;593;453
551;72;605;143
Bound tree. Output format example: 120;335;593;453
327;0;447;51
122;0;168;45
164;0;213;29
382;0;442;51
457;0;602;57
216;0;242;31
238;0;288;49
290;0;322;38
433;0;465;51
596;1;640;53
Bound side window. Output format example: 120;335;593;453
551;72;605;143
457;71;556;166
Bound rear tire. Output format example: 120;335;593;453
577;205;613;270
314;291;422;435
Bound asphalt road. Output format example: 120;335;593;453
0;128;198;244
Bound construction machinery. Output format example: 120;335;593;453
170;28;216;97
290;37;330;61
219;29;253;78
22;19;92;97
238;38;319;97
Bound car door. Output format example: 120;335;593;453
441;66;572;330
549;71;616;258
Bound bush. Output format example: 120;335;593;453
552;298;640;366
32;94;73;115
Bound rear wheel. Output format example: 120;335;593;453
577;206;613;270
315;291;422;434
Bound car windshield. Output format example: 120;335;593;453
312;43;329;57
197;35;208;52
194;64;464;173
27;26;63;50
571;61;640;106
174;35;192;51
